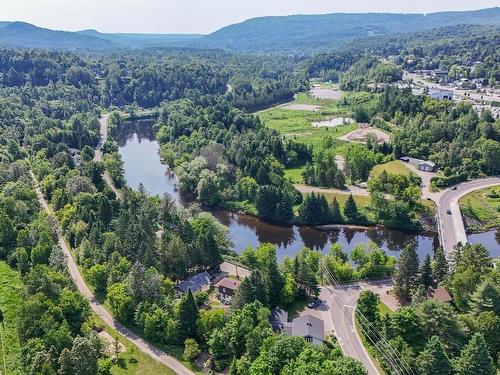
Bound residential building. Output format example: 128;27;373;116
175;271;211;295
214;277;241;304
270;309;325;345
427;287;452;303
428;88;453;100
418;160;436;172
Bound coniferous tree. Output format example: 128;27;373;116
394;245;419;304
232;270;269;308
432;247;448;284
343;194;358;222
330;196;343;223
419;254;433;289
178;289;199;340
455;333;496;375
416;336;453;375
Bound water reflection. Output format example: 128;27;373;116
118;120;447;261
468;228;500;258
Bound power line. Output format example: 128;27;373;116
320;263;416;375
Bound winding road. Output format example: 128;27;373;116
30;171;194;375
29;114;195;375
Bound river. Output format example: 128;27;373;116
117;120;499;260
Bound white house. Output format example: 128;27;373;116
418;160;436;172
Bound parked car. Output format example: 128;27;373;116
447;209;451;214
452;186;457;190
308;299;321;309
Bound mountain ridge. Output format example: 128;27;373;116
0;7;498;52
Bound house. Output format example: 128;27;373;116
270;309;325;345
175;271;211;295
418;160;436;172
431;69;448;80
428;88;453;100
287;315;325;345
214;277;241;304
427;287;452;303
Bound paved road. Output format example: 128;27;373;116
319;279;395;375
437;178;500;260
30;171;194;375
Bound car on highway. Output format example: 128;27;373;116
447;209;451;214
307;299;321;309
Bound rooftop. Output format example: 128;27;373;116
290;315;324;341
427;287;452;303
176;271;211;294
215;277;241;290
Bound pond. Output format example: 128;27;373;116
117;120;498;261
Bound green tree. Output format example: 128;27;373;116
394;245;419;304
178;290;199;340
432;247;448;285
330;196;343;223
455;333;495;375
343;194;358;223
183;338;201;362
419;254;433;289
107;282;133;322
416;336;453;375
71;335;100;375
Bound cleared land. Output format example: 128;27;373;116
259;92;356;147
0;262;22;375
371;160;413;178
281;103;322;111
309;84;343;100
459;186;500;232
339;126;391;144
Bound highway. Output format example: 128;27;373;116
437;178;500;260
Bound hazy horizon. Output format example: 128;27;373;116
2;0;499;34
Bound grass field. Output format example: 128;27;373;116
459;186;500;232
0;262;23;375
258;92;357;148
320;191;372;209
284;166;306;183
371;160;413;178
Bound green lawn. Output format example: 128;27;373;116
320;191;372;209
0;262;23;375
378;301;392;317
371;160;413;178
459;186;500;231
87;316;177;375
258;92;357;148
285;166;306;183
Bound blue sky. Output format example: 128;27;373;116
3;0;499;34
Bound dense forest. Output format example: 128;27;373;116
0;15;498;375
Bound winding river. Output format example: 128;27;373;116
118;120;499;260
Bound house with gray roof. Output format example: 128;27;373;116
270;309;325;345
175;271;211;295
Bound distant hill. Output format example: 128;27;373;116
0;22;116;50
0;7;499;53
200;7;500;53
77;30;203;48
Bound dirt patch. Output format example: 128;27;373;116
281;103;322;112
339;127;391;144
310;86;343;100
98;330;125;355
